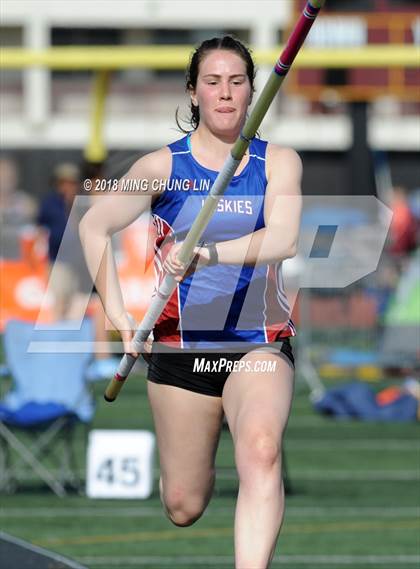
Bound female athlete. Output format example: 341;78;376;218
80;36;302;568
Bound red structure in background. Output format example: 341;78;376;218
289;0;419;102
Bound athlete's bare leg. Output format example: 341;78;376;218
147;381;224;526
222;352;294;569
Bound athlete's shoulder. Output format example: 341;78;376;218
266;143;301;164
126;146;172;183
266;144;302;179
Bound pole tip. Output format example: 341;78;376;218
104;394;116;403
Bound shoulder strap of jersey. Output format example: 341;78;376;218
168;135;190;155
249;137;268;160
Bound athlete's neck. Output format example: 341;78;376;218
190;128;246;169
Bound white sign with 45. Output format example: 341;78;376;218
86;430;155;499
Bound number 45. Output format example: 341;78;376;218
97;457;140;486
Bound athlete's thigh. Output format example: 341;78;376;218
222;352;294;444
147;381;224;488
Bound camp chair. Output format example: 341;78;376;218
0;319;94;497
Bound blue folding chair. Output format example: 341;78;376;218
0;319;95;496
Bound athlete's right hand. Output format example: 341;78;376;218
114;313;138;358
120;328;138;359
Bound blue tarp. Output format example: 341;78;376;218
314;382;418;422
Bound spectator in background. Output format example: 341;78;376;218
38;160;116;372
37;162;94;296
37;163;81;263
37;162;92;319
0;156;38;259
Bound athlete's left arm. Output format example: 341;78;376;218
212;145;302;265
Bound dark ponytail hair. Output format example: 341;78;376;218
176;35;256;133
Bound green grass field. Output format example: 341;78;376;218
1;370;419;569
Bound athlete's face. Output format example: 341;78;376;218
191;50;252;139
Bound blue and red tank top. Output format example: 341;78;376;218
151;134;296;349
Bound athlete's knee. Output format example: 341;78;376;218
161;484;208;527
236;431;281;474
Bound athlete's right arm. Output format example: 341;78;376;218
79;147;171;351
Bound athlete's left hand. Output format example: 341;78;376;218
163;241;210;282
